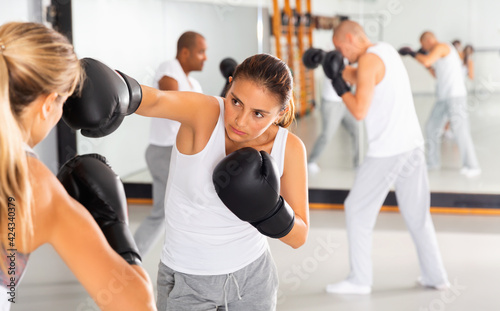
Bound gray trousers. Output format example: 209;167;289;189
308;99;359;167
425;96;479;170
156;250;278;311
344;147;448;287
133;144;173;256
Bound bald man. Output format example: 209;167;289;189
402;32;480;177
324;21;449;294
134;31;207;256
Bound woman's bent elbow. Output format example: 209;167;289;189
288;231;309;249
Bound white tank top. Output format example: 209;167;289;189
462;63;468;78
160;97;289;275
321;77;342;102
433;43;467;100
149;59;203;146
322;56;349;102
364;42;424;157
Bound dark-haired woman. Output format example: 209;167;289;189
136;54;309;311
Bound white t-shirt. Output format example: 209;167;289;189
433;43;467;100
161;97;289;275
462;63;468;78
149;59;203;146
364;42;424;157
321;77;342;102
321;56;350;102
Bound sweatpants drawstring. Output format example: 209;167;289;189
223;273;242;310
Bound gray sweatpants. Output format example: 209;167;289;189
133;144;173;256
308;99;359;167
344;147;448;287
156;250;279;311
425;96;479;170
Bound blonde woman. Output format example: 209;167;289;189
0;22;155;310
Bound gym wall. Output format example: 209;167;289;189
71;0;270;180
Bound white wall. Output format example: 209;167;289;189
162;1;270;97
72;0;164;179
0;0;29;22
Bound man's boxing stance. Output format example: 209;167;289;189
399;32;481;177
321;21;449;294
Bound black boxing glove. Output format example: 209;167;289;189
416;47;428;55
398;46;417;57
212;147;295;238
57;154;142;265
62;58;142;138
302;48;326;69
322;50;350;96
220;57;238;97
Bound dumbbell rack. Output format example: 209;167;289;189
271;0;315;118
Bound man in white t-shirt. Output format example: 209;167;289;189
400;32;480;177
323;21;449;295
134;31;206;256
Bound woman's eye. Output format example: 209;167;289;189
254;112;263;118
232;99;240;106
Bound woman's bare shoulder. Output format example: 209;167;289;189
285;131;306;154
26;157;77;249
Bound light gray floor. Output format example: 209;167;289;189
10;205;500;311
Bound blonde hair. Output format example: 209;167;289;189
0;22;81;268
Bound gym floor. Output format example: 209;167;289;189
12;94;500;310
11;208;500;310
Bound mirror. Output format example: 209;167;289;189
70;0;500;201
72;0;270;187
301;0;500;196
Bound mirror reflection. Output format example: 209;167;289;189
72;0;500;195
73;0;270;183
